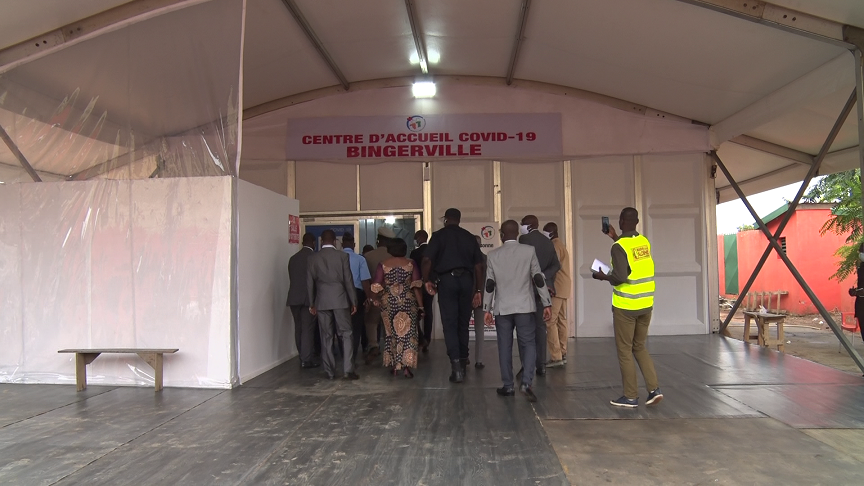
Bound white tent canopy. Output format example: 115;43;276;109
0;0;862;193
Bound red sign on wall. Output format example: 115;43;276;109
289;215;300;244
286;113;562;161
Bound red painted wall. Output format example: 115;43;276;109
726;207;855;315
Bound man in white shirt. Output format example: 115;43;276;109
483;220;552;402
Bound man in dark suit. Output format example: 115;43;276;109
308;230;359;380
287;233;318;369
519;214;561;376
410;230;434;352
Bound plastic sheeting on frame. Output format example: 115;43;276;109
0;177;234;388
0;0;243;184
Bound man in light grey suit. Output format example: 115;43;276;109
308;230;359;380
484;220;552;402
287;233;318;369
519;214;561;376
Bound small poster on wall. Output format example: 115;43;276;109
289;215;300;244
460;221;499;336
461;222;500;254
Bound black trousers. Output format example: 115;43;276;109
289;305;317;363
421;288;434;344
437;271;474;361
533;294;547;368
351;288;366;364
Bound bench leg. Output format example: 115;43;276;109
743;315;751;343
137;352;164;392
75;353;101;391
777;322;785;353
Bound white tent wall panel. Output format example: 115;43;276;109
640;153;710;335
295;161;357;213
572;156;636;338
360;162;423;211
0;185;23;368
0;177;234;388
431;160;495;231
500;161;564;232
237;180;298;383
239;161;290;197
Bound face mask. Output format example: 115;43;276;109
519;224;531;235
541;231;552;239
859;252;864;262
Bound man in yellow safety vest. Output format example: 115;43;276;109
592;207;663;408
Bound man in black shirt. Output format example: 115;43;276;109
422;208;485;383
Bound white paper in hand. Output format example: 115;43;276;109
591;258;610;274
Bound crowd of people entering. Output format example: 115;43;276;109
288;206;663;408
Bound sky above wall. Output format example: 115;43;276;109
716;178;822;234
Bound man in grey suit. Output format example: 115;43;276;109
308;230;359;380
519;214;561;376
484;220;552;402
287;233;318;369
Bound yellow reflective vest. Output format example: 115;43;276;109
611;235;655;310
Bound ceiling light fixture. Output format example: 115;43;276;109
412;81;436;98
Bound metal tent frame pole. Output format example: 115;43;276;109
0;123;41;182
712;90;864;374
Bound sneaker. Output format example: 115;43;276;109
646;388;664;406
546;359;565;368
610;396;638;408
562;354;567;364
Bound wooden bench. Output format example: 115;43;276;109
742;312;785;352
58;349;178;392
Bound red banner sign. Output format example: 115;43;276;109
286;113;562;161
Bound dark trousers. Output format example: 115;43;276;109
437;271;473;361
533;295;547;368
495;313;536;388
289;305;317;363
318;308;354;377
421;289;434;344
351;288;366;364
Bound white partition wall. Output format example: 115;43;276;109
431;160;495;229
0;177;234;388
641;154;711;335
572;156;636;337
571;154;710;337
237;180;300;382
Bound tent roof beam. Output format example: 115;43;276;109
0;0;199;75
404;0;428;75
506;0;532;86
728;135;814;166
674;0;852;48
280;0;349;91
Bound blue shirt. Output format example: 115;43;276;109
343;248;371;290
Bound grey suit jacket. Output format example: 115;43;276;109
307;246;358;311
519;230;561;291
287;246;314;306
483;241;551;315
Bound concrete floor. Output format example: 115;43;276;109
2;335;864;485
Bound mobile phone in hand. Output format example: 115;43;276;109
602;216;610;234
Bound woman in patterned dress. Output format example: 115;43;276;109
371;238;424;378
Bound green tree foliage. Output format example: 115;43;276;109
736;223;757;232
802;169;861;281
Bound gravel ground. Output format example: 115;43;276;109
722;310;864;376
